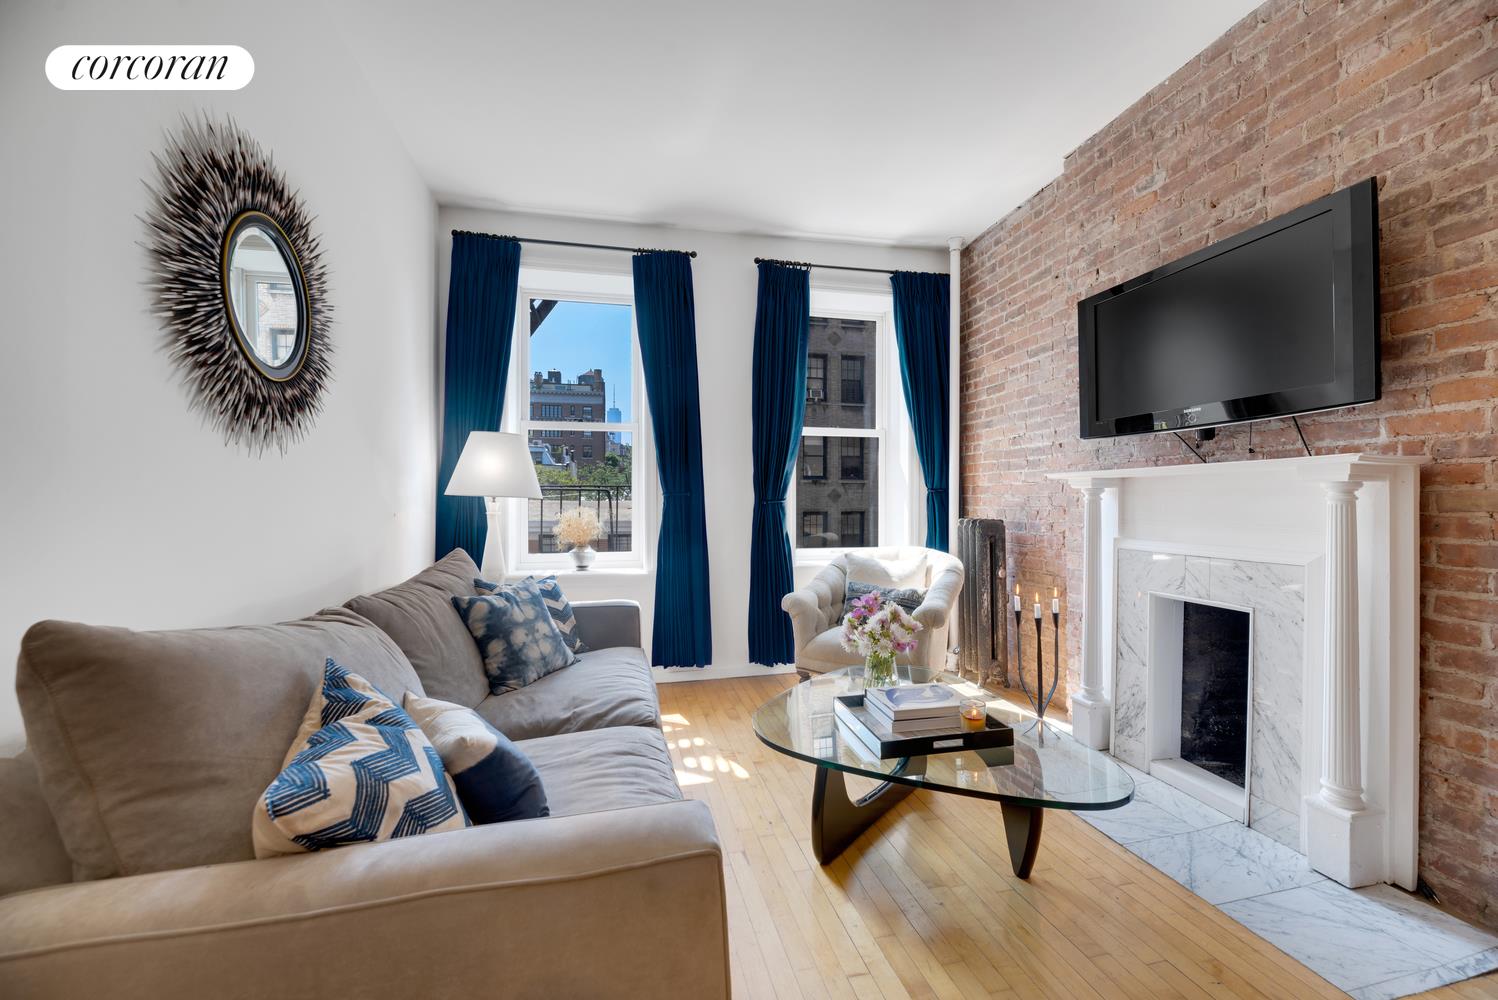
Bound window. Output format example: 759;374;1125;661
840;355;865;405
801;436;826;480
514;288;645;565
806;353;827;403
839;438;866;481
800;511;828;546
840;511;866;548
795;312;889;552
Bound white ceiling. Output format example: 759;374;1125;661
336;0;1260;247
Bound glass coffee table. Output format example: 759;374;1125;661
752;665;1134;878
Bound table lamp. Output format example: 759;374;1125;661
444;431;543;581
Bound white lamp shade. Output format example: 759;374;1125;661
444;431;543;499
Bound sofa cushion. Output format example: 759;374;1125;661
517;725;681;818
473;645;659;741
799;627;862;673
253;660;468;858
15;608;422;881
404;692;549;823
345;550;490;708
799;625;926;674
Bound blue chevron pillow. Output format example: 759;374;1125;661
252;659;469;858
475;575;589;654
452;578;577;694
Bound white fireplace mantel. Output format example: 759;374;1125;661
1048;453;1425;889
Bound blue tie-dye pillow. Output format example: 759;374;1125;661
452;578;577;694
475;574;589;654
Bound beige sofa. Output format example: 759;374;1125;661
782;546;964;675
0;551;729;1000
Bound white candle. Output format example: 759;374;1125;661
1033;593;1041;619
1052;587;1060;615
1012;587;1020;613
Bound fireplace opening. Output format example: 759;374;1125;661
1179;601;1251;787
1147;593;1254;821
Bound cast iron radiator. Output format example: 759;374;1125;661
957;517;1008;689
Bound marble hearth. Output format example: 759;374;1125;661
1050;453;1424;890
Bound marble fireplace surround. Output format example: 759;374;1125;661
1113;548;1306;847
1050;454;1424;890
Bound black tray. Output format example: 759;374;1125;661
833;693;1015;759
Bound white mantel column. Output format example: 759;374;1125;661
1071;485;1111;748
1306;478;1383;887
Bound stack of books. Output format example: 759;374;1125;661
833;682;1013;761
864;683;962;732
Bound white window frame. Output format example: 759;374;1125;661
792;286;919;564
502;266;654;574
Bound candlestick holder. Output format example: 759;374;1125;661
1012;604;1061;724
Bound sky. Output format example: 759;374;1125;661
528;300;633;421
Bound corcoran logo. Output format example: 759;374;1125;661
46;45;253;90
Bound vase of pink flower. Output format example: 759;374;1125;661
839;591;922;688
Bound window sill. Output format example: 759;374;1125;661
504;566;652;580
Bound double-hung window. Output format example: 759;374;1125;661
840;355;865;405
793;290;916;553
505;267;651;570
806;353;828;404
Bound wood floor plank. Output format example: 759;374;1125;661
655;675;1497;1000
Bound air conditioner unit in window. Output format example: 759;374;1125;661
806;387;825;402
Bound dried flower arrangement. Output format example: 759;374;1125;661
554;508;602;549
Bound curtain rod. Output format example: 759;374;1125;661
451;229;696;258
753;256;895;276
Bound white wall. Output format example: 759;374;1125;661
0;2;439;750
437;207;947;676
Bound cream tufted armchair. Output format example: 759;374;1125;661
781;547;964;677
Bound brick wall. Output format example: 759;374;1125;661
960;0;1497;926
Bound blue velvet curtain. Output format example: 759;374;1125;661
891;270;952;551
633;251;713;667
435;233;522;562
748;262;810;665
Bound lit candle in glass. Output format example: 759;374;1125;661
1012;585;1020;613
960;697;987;729
1052;587;1060;615
1033;593;1041;619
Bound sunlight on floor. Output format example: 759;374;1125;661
664;709;752;787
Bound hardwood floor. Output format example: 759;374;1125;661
657;675;1498;1000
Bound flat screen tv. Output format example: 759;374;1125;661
1077;177;1380;439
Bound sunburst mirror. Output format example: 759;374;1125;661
144;115;332;452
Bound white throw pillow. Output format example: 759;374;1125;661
252;659;468;858
845;552;928;591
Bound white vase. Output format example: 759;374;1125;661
570;543;596;571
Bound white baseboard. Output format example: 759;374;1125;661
652;662;797;683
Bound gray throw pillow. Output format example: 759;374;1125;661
845;579;926;613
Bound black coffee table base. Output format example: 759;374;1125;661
810;758;1046;878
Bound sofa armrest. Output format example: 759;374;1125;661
570;599;642;650
0;799;727;1000
781;588;825;656
912;562;964;631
